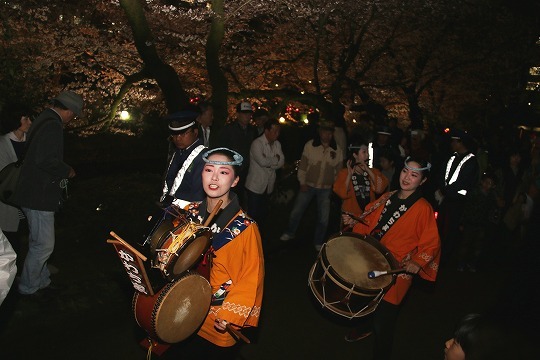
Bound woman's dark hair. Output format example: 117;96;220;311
205;148;242;177
453;314;508;360
0;104;33;134
346;137;369;162
404;156;431;179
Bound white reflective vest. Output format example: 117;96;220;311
444;153;475;196
161;144;206;206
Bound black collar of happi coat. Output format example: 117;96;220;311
199;192;241;235
371;190;422;240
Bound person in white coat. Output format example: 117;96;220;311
245;119;285;224
0;105;33;251
0;229;17;306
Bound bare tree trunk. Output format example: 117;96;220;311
120;0;189;113
404;86;424;130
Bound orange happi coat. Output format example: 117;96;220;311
333;167;388;214
352;193;440;305
197;212;265;347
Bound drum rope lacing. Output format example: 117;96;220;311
154;221;201;274
167;221;200;254
319;264;378;319
150;281;175;334
319;270;386;319
309;241;389;319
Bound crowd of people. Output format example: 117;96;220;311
1;94;536;359
1;91;81;302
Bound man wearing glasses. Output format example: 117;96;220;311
160;111;207;208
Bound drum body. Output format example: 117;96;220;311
143;207;185;253
153;221;211;280
308;233;398;319
133;273;212;343
149;217;175;255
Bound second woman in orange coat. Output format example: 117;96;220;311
333;138;388;229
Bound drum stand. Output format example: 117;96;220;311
140;337;170;357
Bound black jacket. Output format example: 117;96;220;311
217;122;257;164
11;108;70;211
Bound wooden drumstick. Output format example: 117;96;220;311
109;231;147;261
163;205;186;221
367;269;406;279
203;199;223;227
226;323;251;344
342;211;368;225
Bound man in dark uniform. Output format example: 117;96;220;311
160;111;207;209
435;129;479;263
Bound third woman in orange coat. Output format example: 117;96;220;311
342;156;440;360
333;138;388;229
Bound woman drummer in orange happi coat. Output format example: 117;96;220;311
342;156;440;360
333;138;388;229
163;147;264;360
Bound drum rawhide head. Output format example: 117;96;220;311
134;273;211;343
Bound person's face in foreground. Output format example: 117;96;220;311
399;161;426;192
202;154;239;200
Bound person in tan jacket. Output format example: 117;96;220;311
280;120;343;251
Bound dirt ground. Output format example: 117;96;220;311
0;170;537;360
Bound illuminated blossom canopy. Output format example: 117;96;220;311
0;0;537;134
